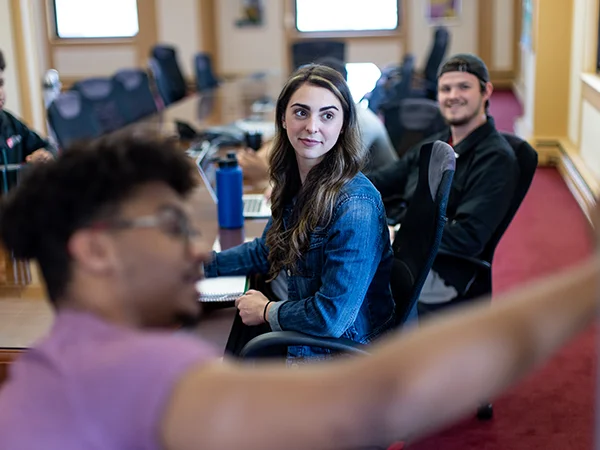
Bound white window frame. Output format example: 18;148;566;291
52;0;139;39
294;0;402;36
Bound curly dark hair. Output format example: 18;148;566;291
0;134;198;303
0;49;5;71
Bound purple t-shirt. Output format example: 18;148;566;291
0;310;217;449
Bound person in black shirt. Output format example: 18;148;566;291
0;49;55;166
368;54;519;308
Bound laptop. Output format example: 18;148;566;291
195;144;272;219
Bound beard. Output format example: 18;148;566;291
443;98;484;127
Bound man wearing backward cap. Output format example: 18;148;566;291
368;53;520;309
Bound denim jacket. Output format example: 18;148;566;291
204;173;396;359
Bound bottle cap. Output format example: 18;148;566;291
218;158;238;169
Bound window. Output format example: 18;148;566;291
295;0;398;33
346;63;382;103
53;0;139;39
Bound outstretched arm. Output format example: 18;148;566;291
164;254;599;450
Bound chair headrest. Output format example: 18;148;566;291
74;78;113;99
398;99;442;130
52;91;83;119
153;46;176;60
114;70;144;90
428;141;456;201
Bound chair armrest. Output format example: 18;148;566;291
239;331;370;358
436;250;492;271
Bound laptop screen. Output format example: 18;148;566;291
195;144;219;203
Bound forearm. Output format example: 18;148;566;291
366;159;408;199
167;257;599;450
354;256;599;443
268;296;355;337
439;219;488;256
204;239;270;277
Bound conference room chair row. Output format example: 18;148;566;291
47;47;219;149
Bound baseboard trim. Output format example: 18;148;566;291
533;138;597;223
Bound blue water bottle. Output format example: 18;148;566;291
216;156;244;229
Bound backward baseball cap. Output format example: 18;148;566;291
437;53;490;83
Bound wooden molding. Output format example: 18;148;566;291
0;348;25;387
9;0;33;126
198;0;218;71
513;0;522;78
582;74;600;112
135;0;158;67
490;70;516;89
477;0;494;69
531;137;598;224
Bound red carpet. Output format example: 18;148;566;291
408;92;596;449
488;89;524;133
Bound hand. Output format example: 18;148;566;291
26;149;54;164
263;185;273;201
235;289;271;326
237;148;269;183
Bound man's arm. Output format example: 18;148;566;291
204;221;272;277
14;118;55;160
366;152;413;199
440;150;518;256
162;255;599;450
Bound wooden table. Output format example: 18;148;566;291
0;74;283;380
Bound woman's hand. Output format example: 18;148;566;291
25;149;54;163
237;148;269;183
235;289;271;325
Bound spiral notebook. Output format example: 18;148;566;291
197;276;249;302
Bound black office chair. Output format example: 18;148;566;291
382;98;446;157
418;132;538;419
0;163;31;286
194;52;220;92
409;26;450;100
71;78;130;134
291;41;346;70
237;141;456;358
364;54;415;116
149;45;187;106
47;91;102;149
112;69;158;122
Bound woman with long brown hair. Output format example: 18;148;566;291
205;64;395;359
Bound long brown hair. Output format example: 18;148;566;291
265;64;364;280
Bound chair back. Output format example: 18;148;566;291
291;41;346;70
482;133;538;264
71;78;129;133
0;163;26;196
194;52;219;91
391;141;455;324
150;45;187;105
0;162;32;286
434;133;538;304
383;98;446;157
366;55;414;114
47;91;102;149
422;26;450;97
112;69;158;122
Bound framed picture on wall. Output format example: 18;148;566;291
425;0;461;24
235;0;264;27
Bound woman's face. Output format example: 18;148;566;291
282;83;344;168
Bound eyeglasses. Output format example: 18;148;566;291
91;206;201;249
